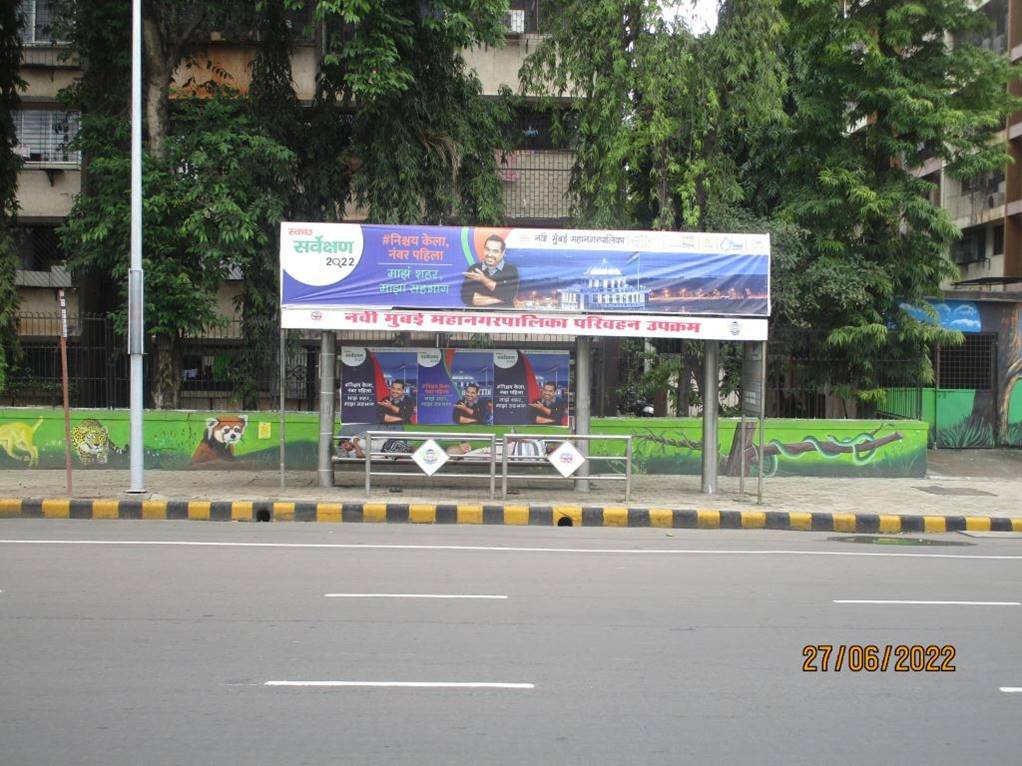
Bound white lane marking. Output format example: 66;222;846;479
325;593;507;599
835;600;1020;606
1000;687;1022;693
0;539;1021;560
265;681;534;689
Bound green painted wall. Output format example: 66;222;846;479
881;387;997;448
1009;380;1022;447
0;408;928;478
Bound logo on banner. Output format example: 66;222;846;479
494;350;519;369
341;347;367;367
283;223;364;286
310;311;322;321
412;439;449;476
729;321;741;336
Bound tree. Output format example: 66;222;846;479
60;0;295;408
0;1;26;394
520;0;787;231
761;0;1021;400
310;0;511;226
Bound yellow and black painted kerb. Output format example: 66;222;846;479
1;497;1021;533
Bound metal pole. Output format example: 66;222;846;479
58;289;73;496
739;410;746;496
279;327;286;489
127;0;145;493
488;433;496;500
574;335;592;491
317;331;336;487
757;339;766;505
365;432;372;497
625;436;632;502
501;434;509;499
701;340;719;494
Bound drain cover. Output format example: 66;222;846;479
914;486;996;497
829;535;975;547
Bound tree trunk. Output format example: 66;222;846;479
150;332;181;409
141;12;173;161
997;305;1022;442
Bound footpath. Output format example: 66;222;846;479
1;449;1019;532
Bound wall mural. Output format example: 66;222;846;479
900;298;1022;447
0;410;928;477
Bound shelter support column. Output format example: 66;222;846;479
318;331;337;488
574;335;592;491
701;340;719;494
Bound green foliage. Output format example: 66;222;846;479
0;1;26;393
311;0;512;224
521;0;787;231
61;86;294;403
764;0;1021;386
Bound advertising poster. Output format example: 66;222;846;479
281;224;770;318
339;347;419;426
341;347;569;426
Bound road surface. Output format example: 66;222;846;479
1;520;1020;764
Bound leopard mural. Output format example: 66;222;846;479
70;419;126;465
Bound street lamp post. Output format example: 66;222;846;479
127;0;145;493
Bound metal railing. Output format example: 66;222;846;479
358;431;498;499
500;434;632;501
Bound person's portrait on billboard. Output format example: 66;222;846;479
530;381;566;425
460;234;520;307
452;382;491;425
376;379;416;424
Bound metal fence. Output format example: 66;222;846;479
603;329;932;421
3;313;322;411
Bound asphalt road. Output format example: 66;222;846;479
1;521;1020;765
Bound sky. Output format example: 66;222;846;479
664;0;720;35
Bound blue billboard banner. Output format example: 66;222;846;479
281;223;770;318
340;347;570;427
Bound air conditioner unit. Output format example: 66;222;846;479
504;9;526;34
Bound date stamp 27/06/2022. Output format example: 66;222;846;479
802;644;956;672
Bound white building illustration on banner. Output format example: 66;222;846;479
557;260;650;311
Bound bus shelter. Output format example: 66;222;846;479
278;223;770;497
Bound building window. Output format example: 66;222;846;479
18;0;60;45
993;224;1004;256
12;225;66;271
951;226;986;265
14;110;80;164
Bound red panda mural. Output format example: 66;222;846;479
192;415;248;464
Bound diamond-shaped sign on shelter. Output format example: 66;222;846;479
412;439;449;476
547;440;585;478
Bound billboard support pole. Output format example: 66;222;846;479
279;326;286;490
318;331;336;488
701;340;719;494
574;335;592;492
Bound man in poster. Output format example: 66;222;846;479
530;381;566;425
461;234;519;307
377;379;416;424
452;383;490;425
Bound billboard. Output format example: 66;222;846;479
340;347;570;426
280;223;770;339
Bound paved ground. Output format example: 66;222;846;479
1;520;1020;765
1;448;1020;517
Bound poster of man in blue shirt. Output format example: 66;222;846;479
460;234;520;307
